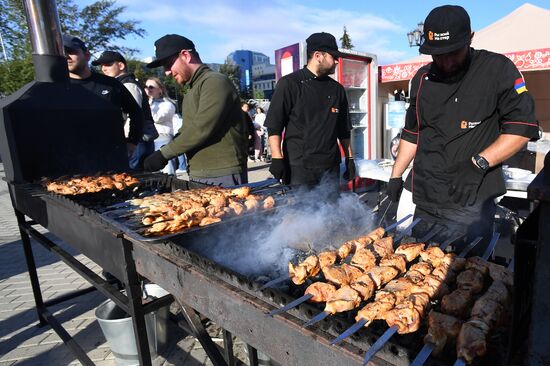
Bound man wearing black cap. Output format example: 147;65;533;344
63;35;144;156
264;32;355;190
387;5;538;253
143;34;248;185
92;51;158;170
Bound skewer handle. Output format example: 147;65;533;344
453;358;467;366
383;214;412;232
259;274;291;290
410;343;434;366
266;293;313;317
303;310;330;327
362;326;398;366
458;236;483;258
394;217;422;242
481;232;500;261
331;318;368;345
439;233;464;251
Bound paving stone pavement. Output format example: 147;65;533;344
0;161;272;366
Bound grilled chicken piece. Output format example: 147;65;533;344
420;246;446;267
409;262;434;276
351;248;376;271
440;253;467;272
199;217;221;226
456;269;485;294
424;311;463;355
405;270;428;285
230;186;251;199
289;255;320;285
322;265;350;286
262;196;275;209
244;199;259;211
304;282;337;302
341;264;365;283
358;227;385;245
228;201;245;216
421;274;450;298
379;254;407;273
318;251;338;269
395;242;425;262
367;266;399;288
356;295;396;322
325;286;362;314
384;305;422;334
456;320;490;364
350;275;376;300
441;289;474;319
337;240;357;260
378;278;414;302
372;237;394;257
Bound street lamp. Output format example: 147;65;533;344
407;22;424;48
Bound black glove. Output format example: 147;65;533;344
143;150;168;172
343;157;356;181
269;158;287;181
387;177;403;202
448;159;486;206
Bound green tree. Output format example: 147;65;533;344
340;26;354;49
253;88;265;100
0;0;145;95
219;61;241;95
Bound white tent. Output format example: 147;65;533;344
378;3;550;131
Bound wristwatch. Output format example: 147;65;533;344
473;154;490;171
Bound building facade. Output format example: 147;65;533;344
227;50;275;99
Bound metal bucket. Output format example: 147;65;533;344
95;284;170;366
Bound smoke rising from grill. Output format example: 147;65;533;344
187;181;375;278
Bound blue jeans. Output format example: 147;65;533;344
154;135;177;175
129;141;154;170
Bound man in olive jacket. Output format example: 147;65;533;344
144;34;248;185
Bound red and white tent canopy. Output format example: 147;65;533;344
380;3;550;82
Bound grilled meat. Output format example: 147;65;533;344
456;320;490;364
395;243;425;262
304;282;337;302
318;251;338;269
337;240;357;260
341;264;365;283
367;266;400;288
456;269;486;294
468;257;513;288
325;286;362;314
350;248;377;271
350;275;376;300
441;289;474;319
356;296;396;323
289;255;320;285
322;265;351;287
46;173;139;195
424;311;463;355
420;246;446;267
372;236;394;257
379;254;407;273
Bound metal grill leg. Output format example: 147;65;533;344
179;303;228;366
122;239;153;366
15;211;46;325
222;329;236;366
247;344;259;366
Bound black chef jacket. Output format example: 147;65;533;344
70;72;144;144
401;49;538;209
265;67;351;169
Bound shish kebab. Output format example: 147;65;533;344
411;259;513;366
266;217;421;317
330;236;468;345
361;233;500;366
259;214;414;290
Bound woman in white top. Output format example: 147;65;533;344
145;77;177;174
253;107;267;161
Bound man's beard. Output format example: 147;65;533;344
69;61;88;76
318;63;336;77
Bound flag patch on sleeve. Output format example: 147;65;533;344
514;78;527;94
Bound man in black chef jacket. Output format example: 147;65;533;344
264;32;355;191
387;5;538;253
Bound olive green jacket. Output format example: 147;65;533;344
161;65;247;178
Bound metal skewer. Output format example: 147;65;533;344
266;294;313;317
259;214;414;291
331;318;369;345
378;200;392;226
453;358;467;366
394;217;421;242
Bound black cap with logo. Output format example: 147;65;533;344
419;5;471;55
306;32;342;58
91;51;127;66
146;34;196;68
62;34;87;52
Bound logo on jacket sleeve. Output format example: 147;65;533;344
461;120;481;129
514;77;527;94
331;107;339;113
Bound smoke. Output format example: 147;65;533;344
187;180;375;278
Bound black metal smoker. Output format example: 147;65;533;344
0;1;169;365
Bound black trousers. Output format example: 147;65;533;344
412;198;497;257
289;164;340;193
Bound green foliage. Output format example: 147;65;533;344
253;89;265;100
219;61;241;94
0;0;145;96
340;26;354;50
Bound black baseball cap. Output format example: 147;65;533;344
306;32;342;58
146;34;196;68
63;34;87;52
419;5;472;55
91;51;127;66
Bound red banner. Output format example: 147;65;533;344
380;48;550;83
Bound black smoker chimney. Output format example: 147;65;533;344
0;0;129;183
23;0;69;82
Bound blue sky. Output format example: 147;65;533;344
73;0;550;65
